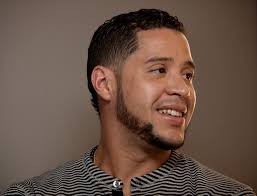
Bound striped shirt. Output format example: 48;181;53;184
4;147;255;195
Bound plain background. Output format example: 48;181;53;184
0;0;256;193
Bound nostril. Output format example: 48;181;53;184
165;80;190;97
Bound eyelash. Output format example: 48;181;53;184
150;67;195;81
150;67;166;74
184;72;194;81
156;68;166;74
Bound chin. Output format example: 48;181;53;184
148;132;185;151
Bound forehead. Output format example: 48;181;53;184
135;28;192;59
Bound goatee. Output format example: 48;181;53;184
116;82;185;151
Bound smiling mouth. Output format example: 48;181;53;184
157;109;185;117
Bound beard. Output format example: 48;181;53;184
116;83;186;151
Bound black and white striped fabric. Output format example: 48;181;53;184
5;147;255;195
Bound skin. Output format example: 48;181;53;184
91;28;196;196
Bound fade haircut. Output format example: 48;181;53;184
87;9;185;114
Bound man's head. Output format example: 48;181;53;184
87;9;185;113
87;9;196;151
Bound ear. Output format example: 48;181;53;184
91;65;115;101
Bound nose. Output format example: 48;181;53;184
165;75;190;97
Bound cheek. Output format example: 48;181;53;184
190;88;196;108
124;78;162;111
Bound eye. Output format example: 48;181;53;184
183;72;194;81
157;67;166;74
150;67;166;75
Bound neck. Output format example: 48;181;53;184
94;125;171;184
95;107;172;195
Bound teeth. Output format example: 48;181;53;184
158;109;183;117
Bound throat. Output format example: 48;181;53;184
93;144;171;184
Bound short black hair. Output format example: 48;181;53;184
87;9;185;114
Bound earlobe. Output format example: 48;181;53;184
91;66;114;101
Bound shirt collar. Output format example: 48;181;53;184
83;146;184;189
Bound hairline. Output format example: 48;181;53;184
112;27;186;74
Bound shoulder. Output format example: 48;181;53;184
4;157;87;195
176;152;256;195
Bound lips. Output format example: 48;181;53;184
156;104;187;126
157;103;187;116
157;108;184;117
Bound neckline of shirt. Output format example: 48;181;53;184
83;146;184;189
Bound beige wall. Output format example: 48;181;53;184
0;0;256;193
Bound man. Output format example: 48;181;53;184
5;9;255;196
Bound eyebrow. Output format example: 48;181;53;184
183;60;196;70
144;56;196;70
144;56;174;64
